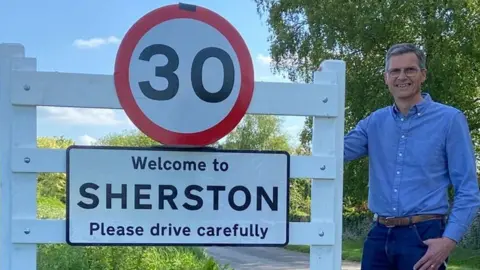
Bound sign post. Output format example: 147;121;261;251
66;3;290;247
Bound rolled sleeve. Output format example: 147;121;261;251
443;111;480;243
344;115;371;162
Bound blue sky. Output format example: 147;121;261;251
1;0;305;146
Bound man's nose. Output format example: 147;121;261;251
397;70;408;79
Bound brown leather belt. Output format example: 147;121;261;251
377;214;445;227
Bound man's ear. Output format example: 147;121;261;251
421;69;427;83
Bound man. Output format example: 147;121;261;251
332;43;480;269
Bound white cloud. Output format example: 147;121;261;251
253;53;292;83
285;123;302;132
256;54;272;65
257;75;291;83
73;36;120;49
118;111;139;131
40;107;124;125
285;124;302;137
281;116;305;146
77;135;97;145
127;117;135;127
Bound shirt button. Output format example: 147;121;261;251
401;135;405;138
398;153;402;156
393;208;396;211
394;189;398;192
400;118;404;121
417;113;421;116
396;171;400;174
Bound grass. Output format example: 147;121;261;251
38;245;231;270
36;196;232;270
286;240;480;270
32;196;480;269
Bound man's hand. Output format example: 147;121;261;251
413;237;456;270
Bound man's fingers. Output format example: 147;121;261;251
414;253;431;270
423;239;433;245
415;253;444;270
421;262;435;270
418;258;437;270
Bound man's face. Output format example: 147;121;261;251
384;52;426;100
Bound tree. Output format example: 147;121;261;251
221;114;292;152
37;136;75;201
35;131;160;202
221;114;311;220
253;0;480;208
95;129;160;147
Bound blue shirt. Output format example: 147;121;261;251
344;93;480;243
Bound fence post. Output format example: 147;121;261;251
1;39;347;269
310;60;346;269
0;43;38;270
0;43;18;270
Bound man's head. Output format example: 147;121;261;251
384;43;427;101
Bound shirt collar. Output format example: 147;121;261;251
392;92;432;116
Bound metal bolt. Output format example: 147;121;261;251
319;231;324;237
24;157;30;163
320;165;326;170
24;228;30;235
322;97;328;103
23;85;30;91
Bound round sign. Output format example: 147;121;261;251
114;3;254;146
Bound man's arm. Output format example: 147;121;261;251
344;114;371;162
443;111;480;243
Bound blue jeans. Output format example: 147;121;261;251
361;218;449;270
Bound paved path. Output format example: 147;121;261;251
204;246;361;270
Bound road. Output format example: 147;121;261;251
204;246;361;270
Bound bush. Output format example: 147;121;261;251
342;208;373;241
36;197;231;270
38;245;228;270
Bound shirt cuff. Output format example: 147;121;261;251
442;222;465;244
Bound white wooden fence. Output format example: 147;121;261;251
0;42;346;269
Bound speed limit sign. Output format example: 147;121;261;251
114;3;254;146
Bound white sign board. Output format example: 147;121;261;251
66;145;290;246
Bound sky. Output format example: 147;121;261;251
0;0;306;146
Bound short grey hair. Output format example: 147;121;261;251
385;43;426;71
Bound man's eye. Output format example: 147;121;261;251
390;70;400;75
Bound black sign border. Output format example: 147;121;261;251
65;144;290;247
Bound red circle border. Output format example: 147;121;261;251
114;4;254;146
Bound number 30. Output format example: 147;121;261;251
138;44;235;103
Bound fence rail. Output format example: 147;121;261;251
0;42;347;270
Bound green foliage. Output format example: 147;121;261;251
36;197;231;270
36;131;160;203
95;129;160;147
221;114;292;152
253;0;480;211
37;136;75;202
288;178;311;221
37;196;66;219
38;244;230;270
37;136;75;149
220;115;312;221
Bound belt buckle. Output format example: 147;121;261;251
384;216;396;228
